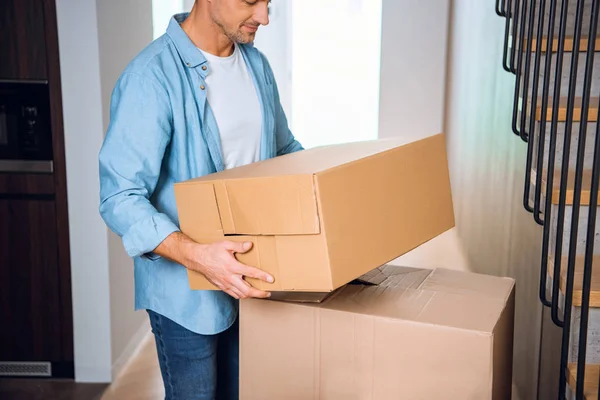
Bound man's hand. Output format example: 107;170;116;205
190;240;273;299
153;232;273;299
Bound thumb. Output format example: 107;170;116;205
227;241;253;253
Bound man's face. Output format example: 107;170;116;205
208;0;270;44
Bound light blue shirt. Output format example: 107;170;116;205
98;13;303;335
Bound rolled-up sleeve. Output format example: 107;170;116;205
98;72;179;259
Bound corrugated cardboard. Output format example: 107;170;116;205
174;133;455;291
240;265;515;400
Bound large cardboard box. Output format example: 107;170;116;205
174;133;454;292
240;265;516;400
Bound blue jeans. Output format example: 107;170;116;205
147;310;239;400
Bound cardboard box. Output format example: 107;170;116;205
174;133;454;291
240;265;516;400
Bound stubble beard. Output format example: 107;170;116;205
211;13;255;44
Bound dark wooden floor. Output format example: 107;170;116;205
0;379;107;400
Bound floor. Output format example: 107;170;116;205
0;334;163;400
0;379;108;400
99;333;163;400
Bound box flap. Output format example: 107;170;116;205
267;277;376;304
319;265;515;333
177;175;320;236
213;175;320;235
268;291;334;303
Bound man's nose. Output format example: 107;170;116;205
254;2;269;26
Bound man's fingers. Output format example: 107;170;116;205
223;240;253;253
247;286;272;299
224;289;240;299
232;277;271;299
226;286;244;300
232;262;274;284
207;275;244;299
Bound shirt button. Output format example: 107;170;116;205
186;62;191;67
202;65;207;71
200;84;206;90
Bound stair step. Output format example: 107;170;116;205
533;121;597;171
528;52;600;102
567;363;600;400
528;36;600;53
533;96;599;122
548;255;600;307
531;168;599;205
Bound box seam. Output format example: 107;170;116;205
210;183;227;233
313;174;334;291
489;333;495;398
314;307;321;399
222;182;236;233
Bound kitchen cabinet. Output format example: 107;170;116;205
0;0;73;378
0;0;48;81
0;199;64;362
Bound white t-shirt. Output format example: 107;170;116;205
198;44;262;170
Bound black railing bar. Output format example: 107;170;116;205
510;0;523;73
590;120;600;400
520;0;536;143
512;0;530;137
538;0;560;308
533;0;556;226
576;6;600;400
497;0;506;17
504;0;514;72
549;0;571;328
522;0;540;215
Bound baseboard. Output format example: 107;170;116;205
111;319;152;381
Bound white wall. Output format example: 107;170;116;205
56;0;155;383
96;0;154;380
444;1;547;399
152;0;185;39
55;0;112;383
376;0;469;271
378;0;450;140
253;0;293;122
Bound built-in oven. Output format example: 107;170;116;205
0;80;53;173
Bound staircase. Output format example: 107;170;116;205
496;0;600;398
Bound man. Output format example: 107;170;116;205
98;0;302;398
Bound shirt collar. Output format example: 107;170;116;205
166;12;256;69
166;12;208;68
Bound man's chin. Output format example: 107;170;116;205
235;32;256;44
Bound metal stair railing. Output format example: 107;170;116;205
567;1;600;397
496;0;600;398
557;1;595;396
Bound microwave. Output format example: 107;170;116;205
0;80;53;173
